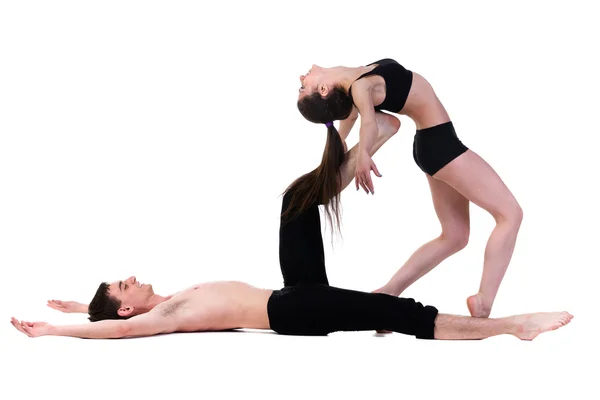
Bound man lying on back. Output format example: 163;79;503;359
10;115;573;341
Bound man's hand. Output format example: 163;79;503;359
10;317;53;338
47;299;88;313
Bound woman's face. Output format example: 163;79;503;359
298;65;324;99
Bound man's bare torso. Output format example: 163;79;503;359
154;281;273;333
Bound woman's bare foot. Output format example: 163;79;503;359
374;112;401;138
467;292;491;318
510;312;574;340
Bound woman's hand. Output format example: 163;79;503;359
355;150;382;194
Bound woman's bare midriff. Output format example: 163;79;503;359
400;72;451;130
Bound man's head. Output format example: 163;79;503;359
88;276;155;322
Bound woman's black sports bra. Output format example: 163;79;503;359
348;58;413;113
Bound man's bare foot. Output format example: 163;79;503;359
467;293;491;318
510;312;574;340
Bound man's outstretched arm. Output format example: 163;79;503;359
47;299;89;314
11;309;176;339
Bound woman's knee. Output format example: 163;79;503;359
495;198;523;228
440;224;470;253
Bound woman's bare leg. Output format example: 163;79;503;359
433;150;523;318
375;176;470;296
338;117;521;320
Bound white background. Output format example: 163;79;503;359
1;1;597;399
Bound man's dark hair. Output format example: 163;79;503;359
87;282;130;322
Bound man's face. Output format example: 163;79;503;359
107;276;154;317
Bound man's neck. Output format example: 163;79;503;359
147;294;171;310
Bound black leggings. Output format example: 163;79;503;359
267;283;439;339
278;191;329;287
276;191;439;339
